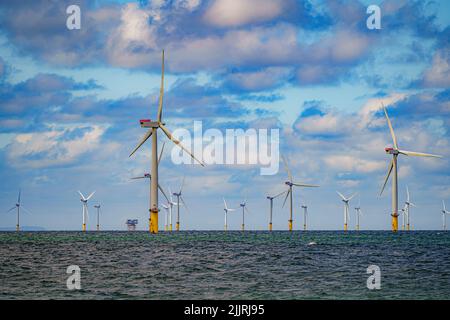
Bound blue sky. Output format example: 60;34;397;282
0;0;449;230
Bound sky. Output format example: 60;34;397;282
0;0;449;231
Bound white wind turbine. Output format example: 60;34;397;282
441;201;450;231
161;203;169;231
239;197;251;232
6;189;31;232
354;197;362;231
266;191;286;231
223;198;236;231
129;50;204;234
337;191;357;232
94;204;101;231
78;191;95;232
301;204;308;231
282;156;319;231
380;105;442;232
172;177;189;231
404;186;416;231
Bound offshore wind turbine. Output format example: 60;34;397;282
6;190;30;232
78;191;95;232
354;198;362;231
337;191;357;232
223;198;236;231
282;156;319;231
173;177;189;231
94;204;101;231
441;201;450;230
380;105;442;232
301;204;308;231
404;186;416;231
129;50;204;234
266;191;286;231
161;203;169;231
239;198;250;231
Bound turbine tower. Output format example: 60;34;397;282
266;191;286;231
161;203;169;231
380;105;442;232
282;156;319;231
223;198;236;231
129;50;204;234
404;186;416;231
400;205;407;230
6;189;30;232
354;198;362;231
94;204;101;231
239;198;250;231
78;191;95;232
441;201;450;230
337;191;357;232
173;177;189;231
301;205;308;231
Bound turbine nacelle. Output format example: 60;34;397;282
285;181;293;186
139;119;161;128
385;147;399;155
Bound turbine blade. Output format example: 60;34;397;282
130;176;147;180
160;124;204;166
18;189;21;204
380;159;394;196
274;190;287;199
129;129;152;157
180;196;190;213
6;206;16;213
223;197;228;210
348;193;358;201
293;183;319;188
156;50;165;122
21;206;32;214
245;206;251;214
158;141;166;165
179;176;186;194
443;200;446;212
158;184;170;203
78;191;86;201
398;150;442;158
282;189;290;208
86;191;95;201
336;191;346;201
281;156;293;182
383;105;398;149
406;185;410;202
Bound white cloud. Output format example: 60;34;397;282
422;50;450;88
324;155;385;173
203;0;285;27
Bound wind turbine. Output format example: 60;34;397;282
6;189;30;232
172;177;189;231
266;191;286;231
441;201;450;230
354;198;362;231
380;105;442;232
337;191;357;232
239;198;250;231
161;203;169;231
78;191;95;232
94;204;101;231
223;198;236;231
400;205;407;230
281;156;319;231
301;204;308;231
129;50;204;234
404;186;416;231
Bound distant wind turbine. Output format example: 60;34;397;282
441;201;450;230
6;189;31;232
239;197;250;231
223;198;236;231
337;191;357;232
94;204;101;231
78;191;95;232
380;105;442;232
354;197;362;231
404;186;416;231
173;177;189;231
282;156;319;231
129;50;204;234
301;204;308;231
266;191;286;231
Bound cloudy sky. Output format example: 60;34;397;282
0;0;449;231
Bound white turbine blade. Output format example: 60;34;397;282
158;184;170;203
223;197;229;210
293;182;319;188
273;190;287;199
282;189;290;208
130;176;147;180
348;193;358;201
180;196;190;213
156;50;165;122
380;159;394;196
228;208;236;212
406;186;410;202
169;187;174;202
398;150;442;158
383;105;398;150
158;141;166;165
443;200;446;212
18;189;21;204
245;206;251;214
160;124;205;166
6;206;16;213
336;191;346;201
281;156;293;182
78;191;86;201
179;176;186;194
129;129;152;157
162;204;169;210
86;191;96;201
21;206;32;214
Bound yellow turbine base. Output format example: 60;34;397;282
269;223;272;231
82;224;86;232
241;224;245;231
406;224;410;231
150;210;158;234
344;223;348;232
16;224;19;232
392;215;398;232
304;224;307;231
288;220;293;232
176;222;180;231
224;225;227;231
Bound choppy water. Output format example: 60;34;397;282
0;231;449;300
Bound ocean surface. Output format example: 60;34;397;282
0;231;449;300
